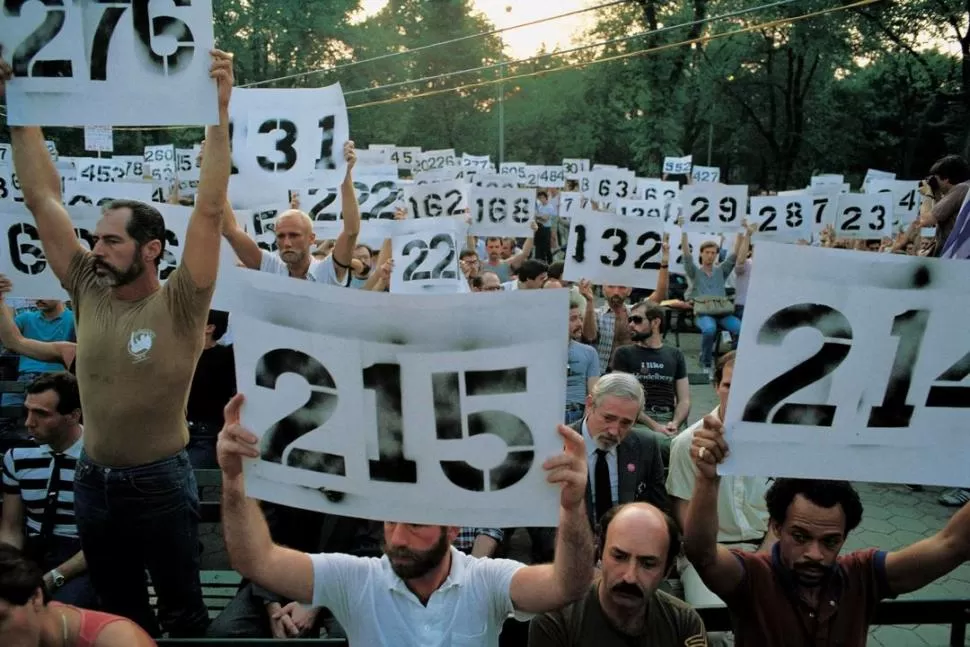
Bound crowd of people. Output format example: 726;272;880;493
0;47;969;647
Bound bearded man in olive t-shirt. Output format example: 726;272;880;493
1;49;235;638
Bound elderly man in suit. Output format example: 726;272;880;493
570;373;669;532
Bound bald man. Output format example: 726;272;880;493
222;141;361;285
529;503;706;646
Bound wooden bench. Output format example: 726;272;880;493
149;570;242;621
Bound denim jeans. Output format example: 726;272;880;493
696;314;741;368
73;449;209;637
564;404;585;425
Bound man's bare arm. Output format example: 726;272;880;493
331;142;361;283
180;50;234;289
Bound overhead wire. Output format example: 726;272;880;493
238;0;631;88
342;0;801;98
345;0;882;111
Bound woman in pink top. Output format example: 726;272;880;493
0;545;156;646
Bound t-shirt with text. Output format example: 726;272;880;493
611;344;687;422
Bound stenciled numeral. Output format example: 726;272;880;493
741;304;853;427
867;309;929;427
402;234;457;281
255;349;346;475
5;0;73;78
363;363;417;483
131;0;196;76
257;119;298;172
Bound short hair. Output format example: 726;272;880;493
459;248;479;261
354;243;373;255
547;260;565;280
929;154;970;185
485;237;503;245
26;372;80;415
568;289;585;310
537;190;549;200
598;503;682;574
481;270;500;283
207;309;229;341
517;259;549;282
589;372;645;411
104;199;166;267
275;209;314;232
713;350;736;387
632;301;664;322
0;543;44;606
699;241;719;254
469;275;484;290
765;479;863;536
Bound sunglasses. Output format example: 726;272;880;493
629;315;645;324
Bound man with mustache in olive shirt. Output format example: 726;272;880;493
1;48;235;638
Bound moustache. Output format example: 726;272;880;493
630;331;652;342
611;582;644;598
608;295;625;306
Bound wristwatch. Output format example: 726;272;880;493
48;569;66;588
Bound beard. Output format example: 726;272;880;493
631;330;652;342
93;255;145;287
385;529;450;580
280;249;306;265
607;294;625;308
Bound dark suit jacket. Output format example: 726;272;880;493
570;419;669;530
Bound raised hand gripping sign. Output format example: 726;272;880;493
721;243;970;487
748;195;812;241
403;180;468;220
390;217;465;294
680;183;748;233
0;0;217;126
562;209;666;290
224;270;568;526
230;85;349;192
468;187;536;237
834;193;893;239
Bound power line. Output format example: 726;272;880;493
239;0;631;88
342;0;801;99
346;0;882;111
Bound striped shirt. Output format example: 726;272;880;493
1;437;82;539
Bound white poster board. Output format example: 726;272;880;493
721;243;970;487
0;0;218;126
680;183;748;233
562;209;666;289
225;268;569;526
748;195;812;241
390;217;465;294
83;126;113;153
834;193;893;239
403;180;468;219
468;187;535;237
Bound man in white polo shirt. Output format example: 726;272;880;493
217;394;595;646
222;141;361;286
666;351;771;613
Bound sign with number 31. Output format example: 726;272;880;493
0;0;218;126
721;243;970;488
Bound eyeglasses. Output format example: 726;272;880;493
629;315;645;324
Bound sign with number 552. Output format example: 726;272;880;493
0;0;218;126
224;268;569;527
721;243;970;488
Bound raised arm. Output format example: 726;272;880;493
577;280;598;342
364;238;392;291
508;222;538;271
330;142;361;284
647;237;671;302
181;50;234;289
1;54;85;282
0;276;71;365
221;200;263;269
509;425;594;613
218;395;314;604
682;415;745;598
885;500;970;595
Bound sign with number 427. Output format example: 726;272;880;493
721;243;970;488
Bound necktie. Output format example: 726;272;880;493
38;453;65;550
594;449;612;525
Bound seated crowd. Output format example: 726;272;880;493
1;49;969;647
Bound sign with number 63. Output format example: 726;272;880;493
225;268;569;526
721;243;970;487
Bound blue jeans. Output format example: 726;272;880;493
564;404;585;425
73;450;209;637
696;314;741;367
